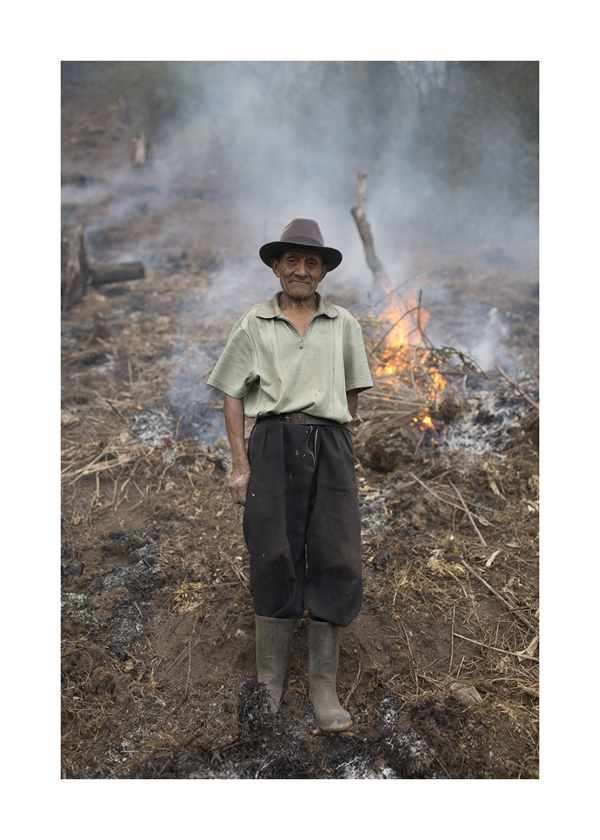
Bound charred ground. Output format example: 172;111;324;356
61;83;539;780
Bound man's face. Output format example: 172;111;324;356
272;249;328;302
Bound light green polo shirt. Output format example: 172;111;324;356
207;292;373;424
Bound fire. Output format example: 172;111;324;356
371;278;447;431
381;291;429;350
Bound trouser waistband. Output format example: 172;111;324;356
255;412;351;430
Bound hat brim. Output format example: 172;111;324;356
259;241;342;271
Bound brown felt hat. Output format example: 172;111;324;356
259;218;343;271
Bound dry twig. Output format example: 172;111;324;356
496;365;539;411
343;659;363;709
400;622;419;696
453;632;539;661
449;480;487;546
458;559;537;633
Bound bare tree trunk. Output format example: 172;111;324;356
131;132;147;166
130;132;155;167
350;171;387;288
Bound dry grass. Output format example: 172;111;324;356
61;271;539;778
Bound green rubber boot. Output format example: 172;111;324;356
308;619;352;732
255;614;296;714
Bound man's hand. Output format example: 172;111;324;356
228;465;251;506
224;394;251;506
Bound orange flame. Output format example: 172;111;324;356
372;279;446;431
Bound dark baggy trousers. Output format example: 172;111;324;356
243;419;363;627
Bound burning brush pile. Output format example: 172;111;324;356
355;274;471;459
350;172;538;468
351;269;538;481
350;174;476;457
364;278;452;430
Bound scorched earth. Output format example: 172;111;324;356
61;88;539;780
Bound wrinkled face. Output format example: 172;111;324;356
272;248;328;302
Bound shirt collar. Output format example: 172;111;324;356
256;292;338;320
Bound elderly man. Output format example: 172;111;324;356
207;218;372;732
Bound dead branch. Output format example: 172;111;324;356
65;452;137;483
185;608;204;698
496;365;539;411
400;621;419;696
449;605;456;674
458;559;537;633
228;557;249;590
449;480;487;546
343;659;363;708
453;632;539;661
408;472;475;518
105;398;129;421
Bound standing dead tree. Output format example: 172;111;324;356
131;132;156;167
350;171;387;291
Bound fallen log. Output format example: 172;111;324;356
91;262;145;285
61;173;104;187
61;223;145;309
61;174;89;187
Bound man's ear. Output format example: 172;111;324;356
271;257;280;278
319;266;329;283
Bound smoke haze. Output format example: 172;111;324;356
62;61;539;434
64;61;538;279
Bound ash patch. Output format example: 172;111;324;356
142;680;397;780
144;686;468;780
378;695;402;729
359;484;392;538
62;528;173;662
382;731;436;777
131;408;177;461
101;528;160;569
439;382;536;457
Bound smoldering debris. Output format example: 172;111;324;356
438;381;538;457
131;408;177;460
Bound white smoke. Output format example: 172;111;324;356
63;61;538;430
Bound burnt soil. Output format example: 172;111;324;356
61;88;539;780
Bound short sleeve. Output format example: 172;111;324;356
207;323;256;398
343;322;373;392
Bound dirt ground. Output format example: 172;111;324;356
61;84;539;780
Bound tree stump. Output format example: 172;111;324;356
61;224;146;310
131;132;155;167
61;223;92;310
